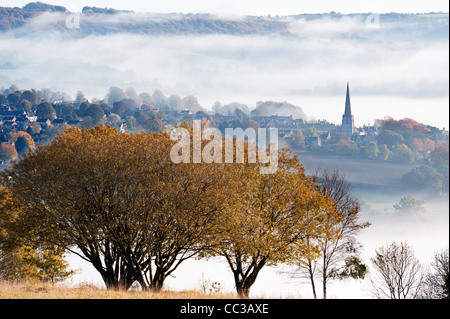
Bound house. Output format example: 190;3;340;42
36;119;52;128
2;116;16;127
52;118;66;126
306;136;322;149
0;109;26;119
27;115;37;122
319;132;331;143
180;109;192;115
194;111;209;120
67;119;83;127
352;128;377;147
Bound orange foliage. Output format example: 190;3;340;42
10;131;36;150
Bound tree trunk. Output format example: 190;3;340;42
233;259;266;299
308;264;317;299
322;251;328;299
236;282;251;299
145;267;166;292
150;279;165;292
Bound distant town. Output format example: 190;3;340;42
0;84;448;193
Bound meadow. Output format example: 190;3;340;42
0;281;237;299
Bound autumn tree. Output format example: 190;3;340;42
6;93;20;107
10;131;35;151
124;125;229;291
106;87;127;105
377;130;404;149
0;143;18;162
391;144;414;164
303;127;318;138
290;130;305;149
74;91;87;105
393;195;426;214
0;187;74;284
401;165;444;191
36;102;56;120
83;104;105;125
13;136;30;156
1;126;228;291
145;116;165;132
20;90;39;106
411;138;425;154
209;147;336;298
2;127;133;288
18;100;32;112
332;133;358;156
59;103;78;121
336;139;359;156
111;101;129;117
378;144;389;160
363;142;378;159
0;245;74;284
430;146;449;166
377;117;431;146
333;133;350;144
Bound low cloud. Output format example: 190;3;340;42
0;12;448;126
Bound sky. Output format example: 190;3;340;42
1;0;449;15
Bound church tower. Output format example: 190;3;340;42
341;82;355;137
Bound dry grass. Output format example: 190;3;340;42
0;281;238;299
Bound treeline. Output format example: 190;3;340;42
291;117;449;193
0;2;66;31
0;85;202;157
0;85;306;162
376;117;449;193
1;2;447;38
0;2;287;35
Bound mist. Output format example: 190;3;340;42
66;154;449;298
1;12;448;128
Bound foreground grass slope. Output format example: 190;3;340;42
0;281;237;299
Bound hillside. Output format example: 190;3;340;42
0;2;66;30
297;152;414;189
0;2;287;35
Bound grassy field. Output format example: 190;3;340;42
297;152;414;189
0;281;238;299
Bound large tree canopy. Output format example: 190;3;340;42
1;126;229;290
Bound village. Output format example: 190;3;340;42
0;84;448;173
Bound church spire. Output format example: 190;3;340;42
344;81;351;116
341;82;355;137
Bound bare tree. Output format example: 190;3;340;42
423;248;449;299
295;169;370;299
370;241;426;299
